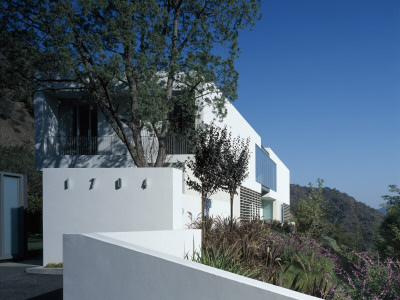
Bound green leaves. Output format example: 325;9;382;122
186;124;228;199
2;0;261;166
0;145;42;214
378;184;400;257
294;178;328;238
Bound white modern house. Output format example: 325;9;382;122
34;88;290;265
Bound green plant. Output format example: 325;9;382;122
0;146;42;214
27;233;43;252
220;133;250;229
294;178;329;238
377;184;400;257
190;246;261;279
27;195;42;214
4;0;261;167
188;216;340;297
45;262;63;268
190;217;284;284
45;262;57;268
326;251;400;300
186;125;229;243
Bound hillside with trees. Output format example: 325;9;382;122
291;183;384;251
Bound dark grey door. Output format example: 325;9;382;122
1;172;26;260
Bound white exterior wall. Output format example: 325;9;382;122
263;148;290;205
200;97;262;193
34;91;135;170
94;230;201;258
34;92;60;170
181;168;239;223
64;232;318;300
181;193;232;227
43;167;183;265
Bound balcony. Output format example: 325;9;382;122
45;135;194;156
255;145;276;191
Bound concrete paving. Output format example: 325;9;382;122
0;257;63;300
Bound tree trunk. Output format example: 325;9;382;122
154;135;167;167
230;192;234;230
201;195;206;249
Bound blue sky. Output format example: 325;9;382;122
233;0;400;208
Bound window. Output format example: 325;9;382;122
58;101;98;155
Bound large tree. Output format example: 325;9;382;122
1;0;261;167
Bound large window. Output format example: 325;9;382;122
58;101;98;155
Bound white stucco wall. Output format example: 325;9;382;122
180;166;242;225
39;154;136;169
34;91;60;170
262;147;290;205
64;232;318;300
182;193;233;227
34;91;135;170
95;230;201;258
200;97;262;193
43;167;183;265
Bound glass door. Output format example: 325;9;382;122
262;200;273;221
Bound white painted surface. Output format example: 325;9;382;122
34;92;60;170
96;230;201;258
64;231;319;300
201;96;262;193
43;168;182;265
263;147;290;205
182;193;231;227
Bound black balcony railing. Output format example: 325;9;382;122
45;135;194;156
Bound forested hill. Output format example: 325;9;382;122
290;184;384;251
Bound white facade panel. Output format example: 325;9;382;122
34;92;60;170
262;147;290;206
200;97;262;193
43;167;182;265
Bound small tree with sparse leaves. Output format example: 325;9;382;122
186;124;228;243
377;184;400;257
294;178;328;238
221;134;250;229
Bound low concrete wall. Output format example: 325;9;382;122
64;230;319;300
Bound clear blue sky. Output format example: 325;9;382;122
233;0;400;209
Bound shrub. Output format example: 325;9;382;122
188;216;340;297
264;232;337;274
0;145;42;214
189;246;260;279
326;251;400;299
45;262;63;268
